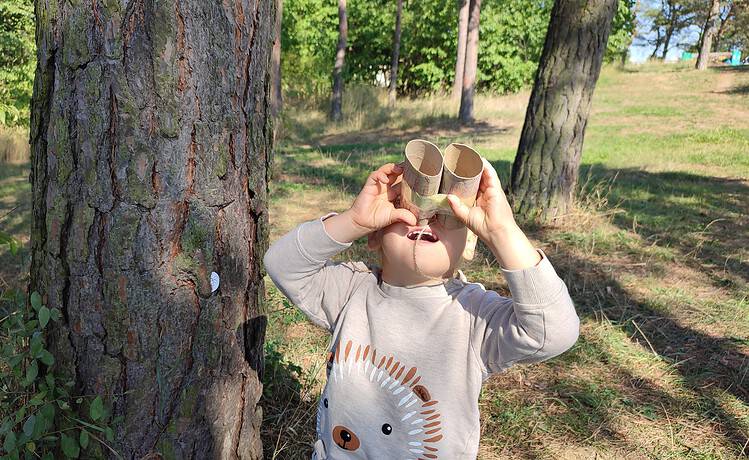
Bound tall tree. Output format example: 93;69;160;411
697;0;722;69
271;0;284;117
509;0;617;219
458;0;481;124
452;0;470;102
330;0;348;122
29;0;274;457
640;0;694;60
388;0;404;107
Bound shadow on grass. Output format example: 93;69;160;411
0;161;32;285
539;243;748;453
587;167;749;286
261;339;319;459
271;150;748;453
714;65;749;74
722;84;749;95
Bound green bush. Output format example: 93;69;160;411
0;233;120;459
0;0;35;127
282;0;636;97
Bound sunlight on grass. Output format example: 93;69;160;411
261;62;749;459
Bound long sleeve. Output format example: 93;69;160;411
263;217;374;333
463;251;580;375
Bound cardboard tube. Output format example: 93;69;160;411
402;139;443;225
438;143;483;229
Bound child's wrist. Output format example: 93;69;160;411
485;222;523;250
324;210;371;243
485;223;541;270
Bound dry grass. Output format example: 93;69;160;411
0;126;30;164
0;62;747;459
262;62;749;459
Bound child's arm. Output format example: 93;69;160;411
264;163;416;332
447;160;579;373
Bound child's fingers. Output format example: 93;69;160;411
446;194;471;224
387;182;402;202
479;159;501;191
390;208;417;226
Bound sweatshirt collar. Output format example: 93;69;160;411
378;277;464;299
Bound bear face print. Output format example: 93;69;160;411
316;339;443;459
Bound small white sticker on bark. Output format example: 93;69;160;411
210;272;220;293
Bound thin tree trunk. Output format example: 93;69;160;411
388;0;404;107
714;2;733;51
509;0;618;220
452;0;470;102
29;0;274;457
650;32;662;60
271;0;284;117
458;0;480;124
660;2;679;60
697;0;721;69
330;0;348;122
661;24;674;59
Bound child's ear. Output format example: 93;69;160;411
367;230;382;251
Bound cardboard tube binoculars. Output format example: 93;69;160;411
401;139;483;229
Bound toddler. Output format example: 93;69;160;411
264;147;579;459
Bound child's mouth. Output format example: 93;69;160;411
406;228;439;243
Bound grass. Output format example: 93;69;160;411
262;62;749;459
1;62;747;459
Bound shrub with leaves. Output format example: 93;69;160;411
0;232;120;459
0;0;35;127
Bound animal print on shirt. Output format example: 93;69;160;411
316;339;444;459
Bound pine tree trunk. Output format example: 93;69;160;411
458;0;480;124
271;0;284;116
29;0;275;458
388;0;404;107
452;0;470;102
330;0;348;122
697;0;721;70
508;0;617;220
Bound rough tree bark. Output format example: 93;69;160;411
271;0;284;116
451;0;470;102
697;0;721;69
330;0;348;122
458;0;480;124
29;0;275;458
388;0;403;107
508;0;617;220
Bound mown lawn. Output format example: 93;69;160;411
262;63;749;459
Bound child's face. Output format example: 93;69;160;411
373;216;468;283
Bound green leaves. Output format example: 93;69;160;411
89;396;104;421
30;291;42;311
60;433;80;458
38;306;50;328
4;430;16;452
22;415;35;437
79;429;89;449
1;289;117;457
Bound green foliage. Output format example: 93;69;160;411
605;0;637;62
0;234;120;459
281;0;339;103
478;0;552;93
282;0;636;97
0;0;35;127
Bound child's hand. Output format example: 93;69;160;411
349;163;418;232
446;159;541;269
446;159;516;242
324;163;417;243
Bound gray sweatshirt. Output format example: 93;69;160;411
263;217;580;459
